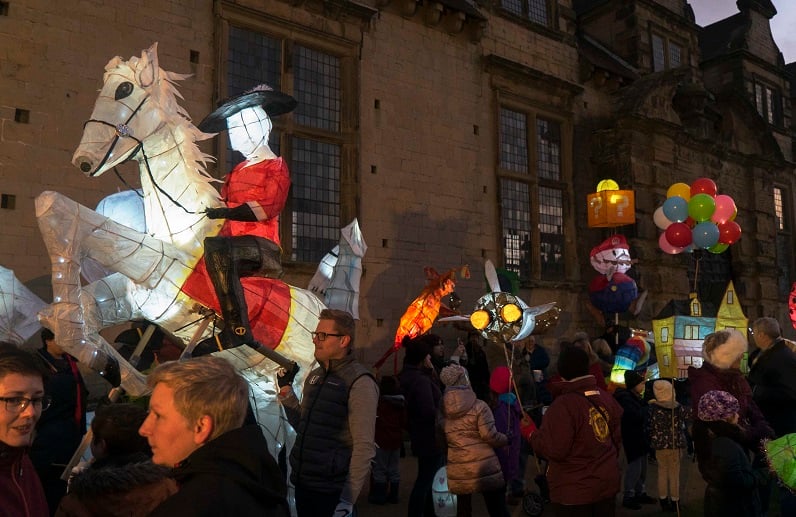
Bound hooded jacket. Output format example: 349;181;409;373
149;425;289;517
689;361;773;474
646;399;689;450
491;393;522;485
441;385;507;494
529;375;623;505
0;444;48;517
55;454;177;517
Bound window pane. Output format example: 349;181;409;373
500;0;523;17
775;187;785;231
499;108;528;173
539;186;564;277
500;179;531;276
528;0;548;25
227;26;282;97
290;138;341;262
669;42;682;68
293;46;340;132
537;117;561;181
766;87;775;123
652;34;665;72
755;83;764;116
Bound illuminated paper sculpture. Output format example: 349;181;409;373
307;218;367;319
36;44;323;405
588;235;638;315
438;260;559;343
0;266;47;344
587;179;635;228
652;281;747;378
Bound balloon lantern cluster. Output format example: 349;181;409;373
654;178;741;254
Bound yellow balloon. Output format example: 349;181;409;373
667;182;691;201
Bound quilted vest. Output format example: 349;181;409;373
289;355;373;493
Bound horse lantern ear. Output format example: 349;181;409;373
136;42;159;88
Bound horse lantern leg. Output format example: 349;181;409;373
36;191;190;396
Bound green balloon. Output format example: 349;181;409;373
688;193;716;222
707;242;729;254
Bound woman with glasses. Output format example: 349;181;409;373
0;342;50;516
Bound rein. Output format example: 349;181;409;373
83;94;200;215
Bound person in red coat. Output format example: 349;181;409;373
0;343;50;517
198;85;296;349
521;346;623;516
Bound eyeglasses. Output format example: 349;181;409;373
0;395;52;413
311;331;345;342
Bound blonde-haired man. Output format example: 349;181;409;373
140;356;288;516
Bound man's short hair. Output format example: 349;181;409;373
319;309;355;348
0;343;46;382
147;356;249;441
753;317;781;340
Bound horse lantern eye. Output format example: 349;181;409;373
115;82;134;100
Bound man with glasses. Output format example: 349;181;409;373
278;309;378;517
0;342;50;516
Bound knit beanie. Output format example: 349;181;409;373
489;366;512;394
440;364;469;387
403;334;434;365
557;346;590;380
697;390;740;422
653;379;675;408
624;370;644;390
704;328;748;369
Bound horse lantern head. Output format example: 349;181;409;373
72;43;173;177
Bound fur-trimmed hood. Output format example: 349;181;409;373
69;458;172;497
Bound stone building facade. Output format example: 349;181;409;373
1;0;794;362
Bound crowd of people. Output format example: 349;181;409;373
2;314;796;517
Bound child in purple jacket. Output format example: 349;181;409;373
489;366;523;503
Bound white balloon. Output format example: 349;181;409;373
654;206;673;230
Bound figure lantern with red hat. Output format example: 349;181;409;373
588;235;638;315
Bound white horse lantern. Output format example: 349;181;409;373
36;43;322;398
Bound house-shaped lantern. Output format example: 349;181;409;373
652;281;747;378
587;179;636;228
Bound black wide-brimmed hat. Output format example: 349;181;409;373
198;84;297;133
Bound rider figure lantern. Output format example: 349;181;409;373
198;85;297;349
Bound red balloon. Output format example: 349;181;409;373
684;216;696;228
691;177;718;197
718;221;742;245
665;222;693;248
